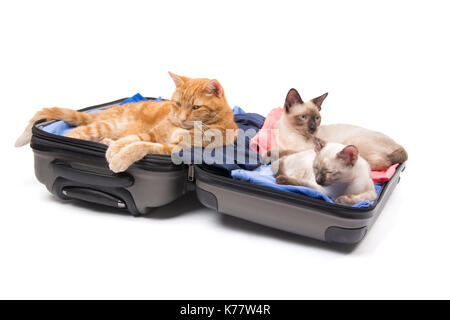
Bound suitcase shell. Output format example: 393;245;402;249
30;98;405;244
194;163;404;244
31;98;189;216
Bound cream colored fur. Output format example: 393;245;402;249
317;124;407;170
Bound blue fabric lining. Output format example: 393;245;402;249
231;164;382;208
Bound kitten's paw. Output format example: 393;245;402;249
275;175;288;185
276;175;297;185
105;135;141;163
108;141;149;173
335;195;356;205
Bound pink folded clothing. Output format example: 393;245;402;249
250;107;284;155
371;163;399;183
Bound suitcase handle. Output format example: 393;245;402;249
51;160;134;188
61;187;127;209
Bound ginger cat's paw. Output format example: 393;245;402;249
108;141;150;173
106;135;141;163
109;157;132;173
100;138;114;146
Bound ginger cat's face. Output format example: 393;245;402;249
169;72;230;129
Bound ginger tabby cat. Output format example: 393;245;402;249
15;72;238;172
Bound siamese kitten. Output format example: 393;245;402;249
274;141;377;205
272;88;328;158
317;124;408;170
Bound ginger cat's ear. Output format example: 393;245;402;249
168;71;187;88
311;92;328;111
337;145;359;165
204;79;223;97
284;88;303;113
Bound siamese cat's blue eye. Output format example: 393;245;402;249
192;105;201;110
301;115;307;120
315;116;320;121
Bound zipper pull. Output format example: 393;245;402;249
188;165;195;182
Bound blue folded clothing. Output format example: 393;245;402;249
174;106;265;173
121;93;150;104
231;164;383;208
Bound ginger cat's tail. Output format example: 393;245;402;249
15;107;95;147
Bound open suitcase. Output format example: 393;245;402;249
30;97;405;245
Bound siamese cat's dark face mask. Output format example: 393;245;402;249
297;110;321;133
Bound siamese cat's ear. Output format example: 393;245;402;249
284;88;303;113
314;138;326;154
168;72;188;88
311;92;328;111
337;145;359;165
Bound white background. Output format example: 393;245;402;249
0;0;449;299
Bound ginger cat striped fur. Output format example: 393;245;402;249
15;72;238;172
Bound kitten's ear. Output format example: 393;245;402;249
314;138;326;154
284;88;303;113
337;145;359;165
204;79;223;97
168;71;186;88
311;92;328;111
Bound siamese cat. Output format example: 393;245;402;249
274;141;377;205
273;88;328;158
273;88;407;170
